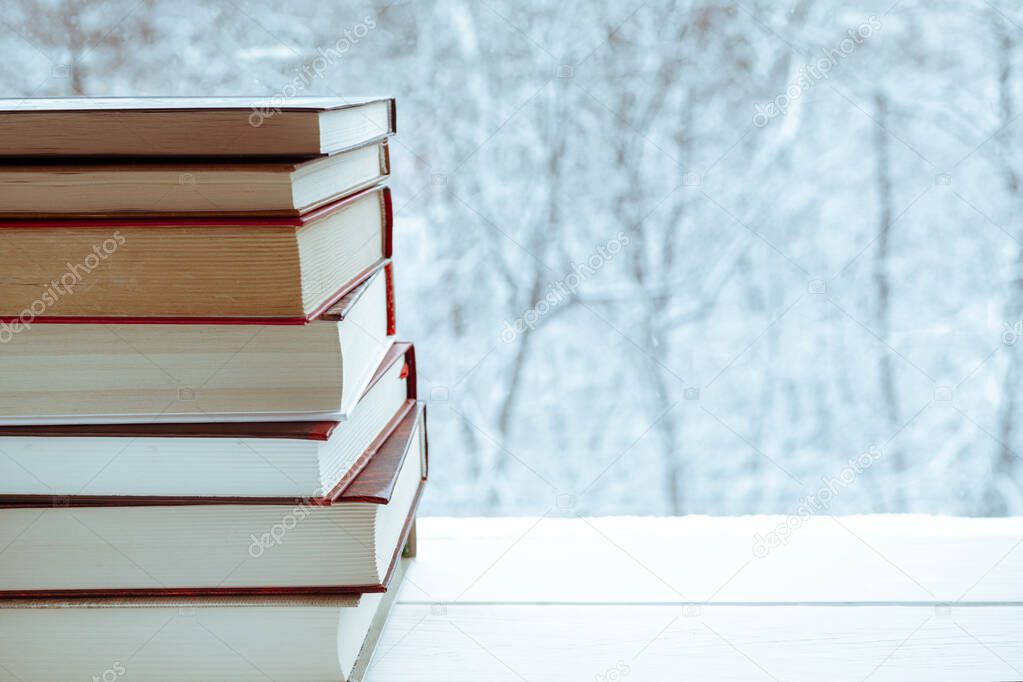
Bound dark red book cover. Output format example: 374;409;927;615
319;261;396;337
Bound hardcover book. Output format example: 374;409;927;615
0;184;393;321
0;142;388;218
0;140;390;217
0;559;412;682
0;96;396;157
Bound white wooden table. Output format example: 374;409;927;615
367;516;1023;681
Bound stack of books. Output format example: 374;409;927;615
0;97;426;681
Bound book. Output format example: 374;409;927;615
0;141;390;217
0;343;417;497
0;558;411;682
0;96;396;157
0;266;397;426
0;184;392;321
0;402;427;596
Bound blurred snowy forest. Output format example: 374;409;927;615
3;0;1023;516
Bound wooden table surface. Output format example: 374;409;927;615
367;516;1023;682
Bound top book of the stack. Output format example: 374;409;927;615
0;96;395;157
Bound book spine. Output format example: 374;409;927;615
385;262;396;336
381;187;394;259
